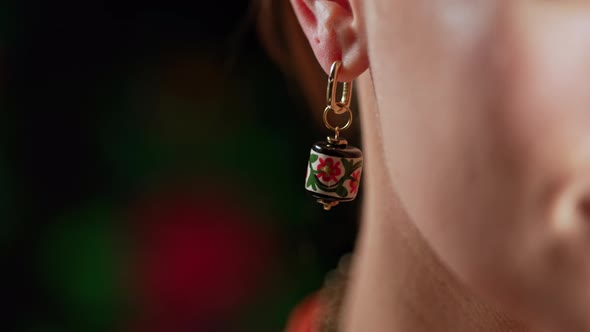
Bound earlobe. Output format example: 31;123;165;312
289;0;368;82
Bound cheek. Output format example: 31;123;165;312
370;1;590;330
491;6;590;327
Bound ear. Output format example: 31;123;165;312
289;0;368;82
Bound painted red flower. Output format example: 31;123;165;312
316;157;342;182
350;170;361;194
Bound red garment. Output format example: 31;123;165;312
285;293;321;332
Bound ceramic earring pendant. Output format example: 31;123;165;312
304;61;363;210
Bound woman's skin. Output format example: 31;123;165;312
290;1;590;331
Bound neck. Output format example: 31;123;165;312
340;72;529;332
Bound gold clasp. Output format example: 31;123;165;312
326;61;353;115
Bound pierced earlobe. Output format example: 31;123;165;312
289;0;369;81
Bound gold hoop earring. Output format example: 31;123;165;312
304;61;363;211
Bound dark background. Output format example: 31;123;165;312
1;1;361;331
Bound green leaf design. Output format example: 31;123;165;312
341;158;353;174
309;153;319;163
336;185;348;198
352;160;363;170
306;168;318;191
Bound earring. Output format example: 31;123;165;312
305;61;363;211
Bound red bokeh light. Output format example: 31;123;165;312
129;186;277;331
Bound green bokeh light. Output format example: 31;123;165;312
39;203;129;331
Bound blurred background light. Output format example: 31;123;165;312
3;1;361;331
